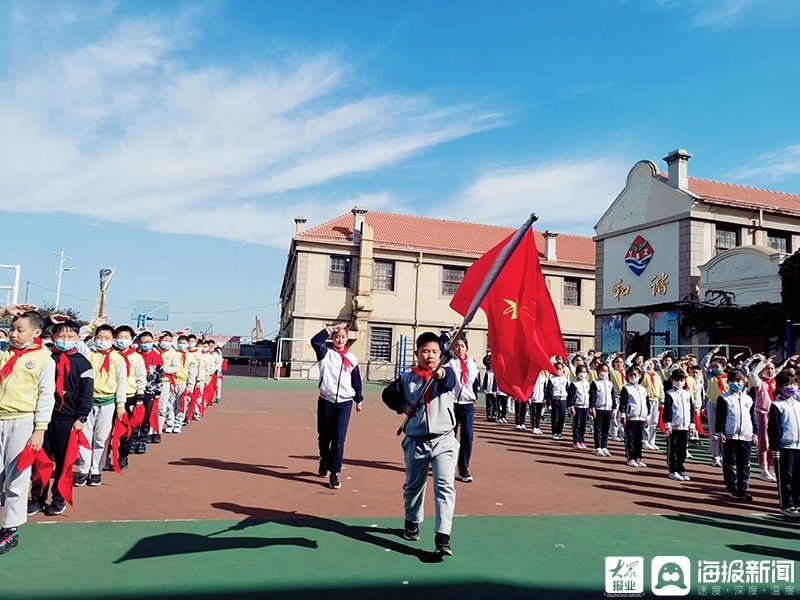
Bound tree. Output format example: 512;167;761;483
35;304;88;327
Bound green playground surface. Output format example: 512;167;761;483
6;513;799;599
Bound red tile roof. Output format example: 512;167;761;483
657;174;800;216
296;210;595;268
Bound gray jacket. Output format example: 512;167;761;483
399;367;458;438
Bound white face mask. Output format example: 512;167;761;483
578;373;588;381
598;373;608;380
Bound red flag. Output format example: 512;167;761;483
150;398;160;435
129;404;146;429
694;412;707;436
18;446;54;491
111;413;132;475
57;430;90;506
450;229;565;400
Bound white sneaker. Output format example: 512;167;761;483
679;472;691;481
533;428;542;435
668;472;683;481
758;470;777;482
593;448;603;456
711;458;723;467
520;425;527;430
603;448;612;457
626;459;638;467
636;460;647;467
686;451;693;459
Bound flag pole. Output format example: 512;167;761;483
396;213;539;435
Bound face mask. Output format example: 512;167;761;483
11;338;35;350
711;368;723;376
189;343;197;349
139;343;153;352
728;382;743;393
201;348;209;353
177;343;188;351
598;373;608;380
115;339;132;350
159;341;172;350
95;340;112;351
54;340;77;352
628;378;639;385
674;380;685;389
782;386;797;397
578;373;588;380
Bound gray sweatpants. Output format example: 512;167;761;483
402;432;458;535
0;416;34;528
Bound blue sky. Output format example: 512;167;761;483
1;0;799;335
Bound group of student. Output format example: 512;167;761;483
481;346;800;516
0;304;226;556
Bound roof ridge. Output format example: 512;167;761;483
689;176;800;199
299;208;594;240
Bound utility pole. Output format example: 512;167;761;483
49;251;77;310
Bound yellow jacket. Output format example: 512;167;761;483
0;345;56;429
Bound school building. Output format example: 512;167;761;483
279;209;595;380
594;148;800;357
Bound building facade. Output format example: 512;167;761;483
279;209;595;380
594;149;800;357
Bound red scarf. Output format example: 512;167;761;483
179;351;187;366
96;349;112;374
53;349;76;409
714;373;728;394
334;346;353;371
763;377;776;401
118;347;136;376
140;348;163;371
458;355;470;384
412;366;435;404
0;339;43;385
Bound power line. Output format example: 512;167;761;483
27;281;280;316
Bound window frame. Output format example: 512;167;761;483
441;265;466;296
369;326;393;361
562;277;581;307
372;259;396;292
328;255;353;289
714;226;739;255
766;230;791;254
563;338;581;355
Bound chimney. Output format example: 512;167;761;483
294;217;307;236
543;230;558;262
351;207;368;242
663;148;692;191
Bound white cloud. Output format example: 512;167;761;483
441;157;629;234
0;7;498;248
729;143;800;181
649;0;757;29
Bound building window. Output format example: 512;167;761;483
767;230;791;253
715;226;739;255
369;327;392;361
328;256;352;288
563;278;581;306
442;266;466;295
564;338;580;354
373;260;395;291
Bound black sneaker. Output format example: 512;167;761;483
102;458;114;472
74;474;88;487
44;501;66;516
736;491;753;502
318;459;328;478
403;520;420;541
150;434;161;444
435;532;452;556
119;456;129;470
457;471;474;483
329;473;341;489
134;441;147;454
0;528;19;555
27;499;44;516
88;474;102;487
